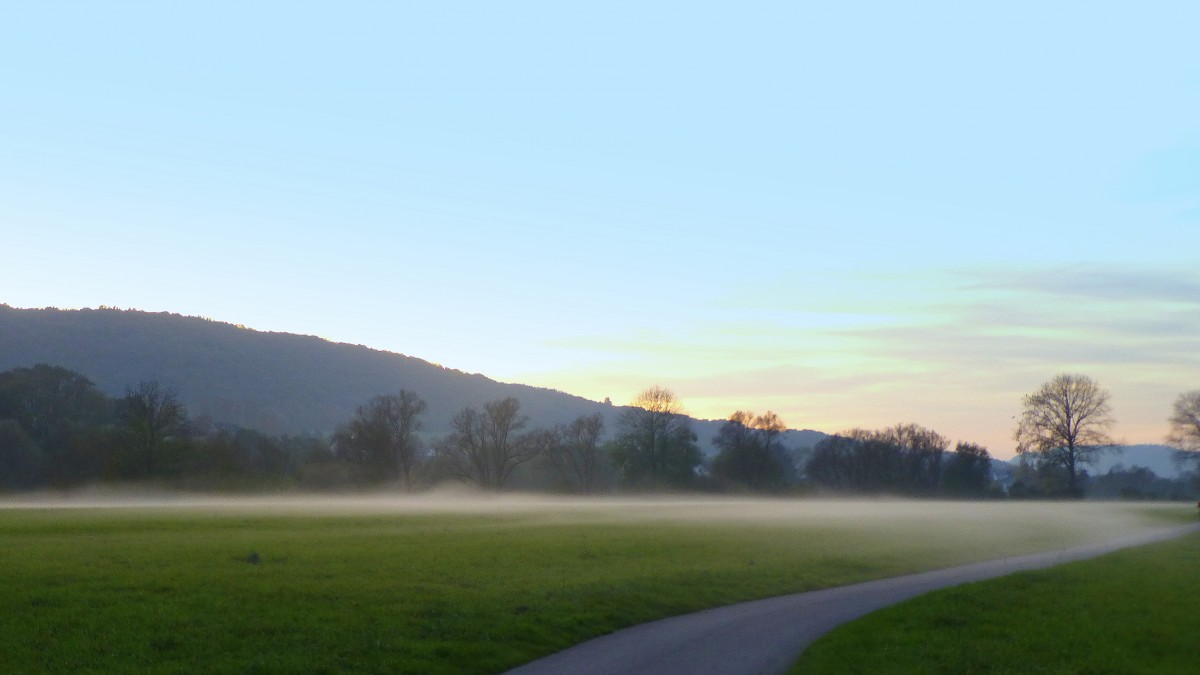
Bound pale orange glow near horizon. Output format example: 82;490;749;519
511;267;1197;460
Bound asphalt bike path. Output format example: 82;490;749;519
506;522;1200;675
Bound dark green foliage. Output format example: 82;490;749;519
0;364;115;486
0;364;112;448
0;419;41;488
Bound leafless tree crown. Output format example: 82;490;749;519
1167;389;1200;453
1014;373;1115;494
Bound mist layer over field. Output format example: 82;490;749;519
0;492;1188;673
2;490;1182;554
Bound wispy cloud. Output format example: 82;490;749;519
964;264;1200;305
520;265;1199;455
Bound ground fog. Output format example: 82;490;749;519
0;488;1180;548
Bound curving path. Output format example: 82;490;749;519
506;522;1200;675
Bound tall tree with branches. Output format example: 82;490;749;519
122;381;186;477
1167;390;1200;466
711;410;792;491
610;386;700;489
439;397;539;490
336;390;427;487
1014;373;1115;496
542;413;606;493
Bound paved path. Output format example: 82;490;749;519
507;522;1200;675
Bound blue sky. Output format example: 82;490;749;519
3;2;1197;456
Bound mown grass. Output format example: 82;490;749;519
0;497;1188;674
792;527;1200;675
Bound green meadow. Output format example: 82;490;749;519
792;528;1200;674
0;496;1188;674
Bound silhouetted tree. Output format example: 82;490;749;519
609;386;701;489
941;442;993;497
803;434;859;490
1167;390;1200;467
877;423;949;494
187;427;300;482
1015;374;1114;497
803;424;949;495
805;430;901;493
122;381;186;477
1008;453;1080;498
0;364;111;451
0;365;115;485
439;397;539;490
542;413;606;493
711;410;792;491
335;390;427;487
1086;464;1196;501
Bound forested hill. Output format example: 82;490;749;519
0;305;826;450
0;305;606;436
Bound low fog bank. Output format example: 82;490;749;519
0;486;1184;538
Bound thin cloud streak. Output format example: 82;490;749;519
963;265;1200;305
520;266;1199;457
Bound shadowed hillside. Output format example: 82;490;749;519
0;305;826;452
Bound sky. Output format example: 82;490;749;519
2;2;1197;458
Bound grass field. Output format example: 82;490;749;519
791;528;1200;674
0;494;1189;674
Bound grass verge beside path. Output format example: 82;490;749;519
0;498;1188;674
792;528;1200;675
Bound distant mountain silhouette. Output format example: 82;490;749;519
1088;444;1195;479
998;444;1196;479
0;305;827;453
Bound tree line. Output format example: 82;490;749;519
1;364;1197;498
0;364;323;490
1006;373;1200;498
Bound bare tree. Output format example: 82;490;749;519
335;390;427;487
878;423;949;493
712;411;760;488
389;390;427;487
803;423;946;495
543;413;605;493
1014;373;1115;496
805;428;904;493
1167;390;1200;466
754;411;786;455
439;397;539;490
122;381;186;476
